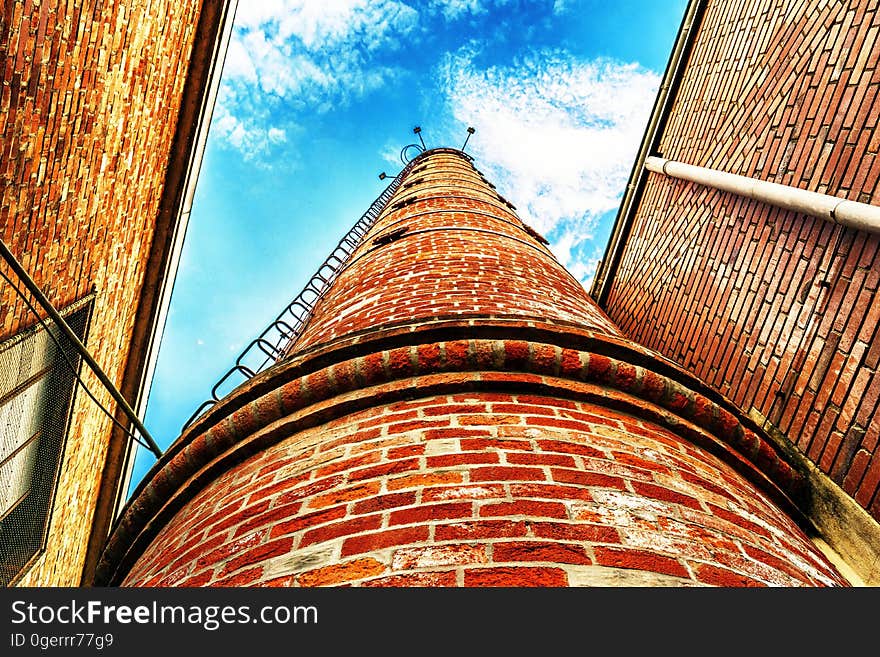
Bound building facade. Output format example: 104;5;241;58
0;0;234;586
592;0;880;583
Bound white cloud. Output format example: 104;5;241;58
233;0;419;49
380;143;405;168
216;0;419;160
211;83;291;164
436;48;659;286
429;0;488;20
268;127;287;144
223;36;258;83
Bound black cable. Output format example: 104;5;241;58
0;267;156;454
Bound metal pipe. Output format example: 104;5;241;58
645;156;880;234
0;237;162;458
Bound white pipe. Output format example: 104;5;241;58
645;156;880;234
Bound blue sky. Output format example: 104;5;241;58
128;0;689;494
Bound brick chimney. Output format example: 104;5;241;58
96;147;848;587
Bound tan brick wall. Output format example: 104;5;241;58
604;0;880;520
1;0;203;585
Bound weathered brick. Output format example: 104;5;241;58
479;500;568;519
463;566;568;587
219;538;293;577
389;502;472;526
299;515;383;548
594;547;689;580
470;466;546;482
361;571;457;587
341;526;430;557
391;544;488;570
492;542;592;565
297;558;387;586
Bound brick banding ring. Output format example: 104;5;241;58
97;325;808;585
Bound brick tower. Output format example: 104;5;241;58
95;146;849;587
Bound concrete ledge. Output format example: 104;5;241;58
749;408;880;586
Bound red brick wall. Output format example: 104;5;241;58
122;390;845;587
1;0;203;584
293;150;620;351
102;148;847;587
603;0;880;519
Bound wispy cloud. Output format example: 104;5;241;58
212;4;660;285
429;0;488;20
215;0;419;160
436;47;659;285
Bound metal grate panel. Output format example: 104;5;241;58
0;298;92;586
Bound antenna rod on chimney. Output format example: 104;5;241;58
413;126;426;150
462;126;475;152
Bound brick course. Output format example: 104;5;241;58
120;392;845;587
293;152;620;351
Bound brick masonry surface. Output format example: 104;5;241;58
293;151;621;351
105;149;848;587
121;391;846;587
1;0;202;584
604;0;880;520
